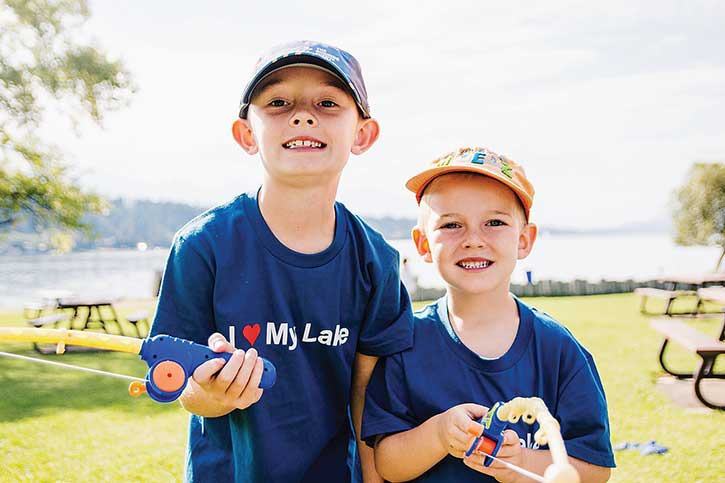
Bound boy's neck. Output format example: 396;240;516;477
258;176;340;254
445;282;519;358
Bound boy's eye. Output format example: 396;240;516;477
318;100;337;108
440;222;462;229
268;99;288;107
486;219;506;227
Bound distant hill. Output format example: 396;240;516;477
0;198;671;254
0;199;417;254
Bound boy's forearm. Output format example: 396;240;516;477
178;377;235;418
374;414;448;482
351;354;382;483
517;449;611;483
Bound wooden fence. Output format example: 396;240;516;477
411;279;688;301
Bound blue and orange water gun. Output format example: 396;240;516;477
0;328;276;402
465;401;508;466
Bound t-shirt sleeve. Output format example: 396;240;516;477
150;233;217;345
356;255;414;356
556;354;616;468
362;353;418;447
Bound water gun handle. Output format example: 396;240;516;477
137;334;276;403
465;401;508;467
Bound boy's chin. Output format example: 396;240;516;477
445;276;510;297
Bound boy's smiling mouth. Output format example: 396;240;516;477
282;136;327;150
456;257;493;270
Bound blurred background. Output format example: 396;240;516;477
2;0;724;307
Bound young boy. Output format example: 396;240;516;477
150;41;413;482
362;147;615;482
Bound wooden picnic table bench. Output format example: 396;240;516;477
634;287;697;316
26;313;71;328
651;318;725;410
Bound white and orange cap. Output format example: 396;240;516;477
405;147;535;220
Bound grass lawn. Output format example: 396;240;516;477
0;294;723;482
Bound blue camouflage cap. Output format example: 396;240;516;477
239;40;371;119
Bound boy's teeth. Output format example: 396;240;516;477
285;140;323;148
459;260;490;269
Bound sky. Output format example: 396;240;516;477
42;0;725;229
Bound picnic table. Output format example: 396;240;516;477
635;273;725;316
650;285;725;410
56;296;121;332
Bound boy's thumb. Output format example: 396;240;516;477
208;332;234;353
464;403;489;419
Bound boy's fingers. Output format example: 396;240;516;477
226;348;258;398
239;358;265;404
464;403;489;420
192;358;226;385
213;350;246;392
501;429;520;446
208;333;235;353
453;410;484;436
463;454;494;475
449;426;476;452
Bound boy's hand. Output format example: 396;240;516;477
191;333;265;410
436;403;488;458
463;429;527;483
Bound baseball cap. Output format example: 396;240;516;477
405;147;535;220
239;40;371;119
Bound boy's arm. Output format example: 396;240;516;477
351;353;383;483
374;413;447;481
374;404;486;482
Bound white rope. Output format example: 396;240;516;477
0;351;144;382
474;451;546;483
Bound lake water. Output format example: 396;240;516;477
0;234;719;309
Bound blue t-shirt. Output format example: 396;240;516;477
362;297;615;482
151;191;414;483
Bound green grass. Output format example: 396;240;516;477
1;295;724;482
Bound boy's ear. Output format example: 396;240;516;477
411;227;432;263
350;118;380;155
232;119;258;155
517;223;538;260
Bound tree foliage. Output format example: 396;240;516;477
673;162;725;269
0;0;134;238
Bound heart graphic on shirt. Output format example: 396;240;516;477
242;323;261;346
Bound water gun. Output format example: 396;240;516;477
465;401;508;466
0;328;276;403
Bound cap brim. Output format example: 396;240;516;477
406;165;533;217
240;54;369;119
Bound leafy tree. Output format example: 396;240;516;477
0;0;134;242
673;162;725;270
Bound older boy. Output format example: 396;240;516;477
362;147;615;482
151;41;413;482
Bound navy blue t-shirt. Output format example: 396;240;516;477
151;191;414;483
362;297;615;482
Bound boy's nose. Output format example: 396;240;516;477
290;111;317;127
463;232;487;249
